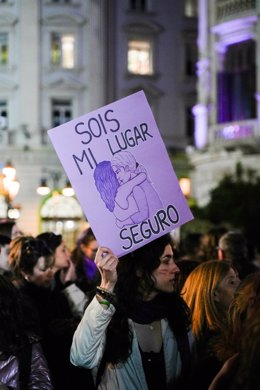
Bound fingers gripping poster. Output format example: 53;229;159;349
48;91;193;256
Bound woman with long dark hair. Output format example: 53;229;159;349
8;236;94;390
71;234;193;390
0;274;53;389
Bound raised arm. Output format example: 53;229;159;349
114;195;138;221
70;247;118;369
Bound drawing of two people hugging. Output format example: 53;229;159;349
94;151;162;228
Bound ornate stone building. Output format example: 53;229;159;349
190;0;260;206
0;0;197;243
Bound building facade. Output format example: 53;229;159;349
0;0;197;242
190;0;260;206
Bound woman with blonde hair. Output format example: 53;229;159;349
217;270;260;360
210;310;260;390
208;271;260;390
181;260;240;390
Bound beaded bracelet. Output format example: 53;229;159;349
96;286;115;303
96;286;116;296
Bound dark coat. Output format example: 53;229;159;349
0;341;53;390
19;282;94;390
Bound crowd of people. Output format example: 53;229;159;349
0;218;259;390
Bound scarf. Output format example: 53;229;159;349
129;293;174;324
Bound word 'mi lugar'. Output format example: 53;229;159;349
72;109;153;174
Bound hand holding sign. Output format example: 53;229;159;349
95;247;118;292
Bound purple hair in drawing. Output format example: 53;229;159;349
94;161;120;212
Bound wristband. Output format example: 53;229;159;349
96;287;115;304
96;295;110;307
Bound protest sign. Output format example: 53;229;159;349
48;90;193;256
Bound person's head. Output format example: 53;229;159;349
118;234;180;302
111;151;138;184
181;260;240;339
0;274;30;356
94;161;120;211
76;227;98;261
218;230;248;261
214;271;260;367
0;219;22;239
0;234;11;272
37;232;69;272
199;226;228;261
8;236;54;288
228;271;260;335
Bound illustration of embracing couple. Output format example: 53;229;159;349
94;151;163;228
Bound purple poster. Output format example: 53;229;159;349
48;91;193;256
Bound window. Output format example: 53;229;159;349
185;106;195;144
50;0;71;3
185;41;197;76
217;40;256;123
52;100;72;127
0;33;8;65
185;0;197;17
128;39;153;75
51;33;75;69
129;0;148;12
0;100;8;129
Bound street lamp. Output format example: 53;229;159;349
2;162;16;181
0;161;20;219
62;180;75;197
36;170;75;197
36;178;51;196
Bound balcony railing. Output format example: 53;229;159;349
216;0;256;22
208;119;260;148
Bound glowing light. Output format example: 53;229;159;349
65;220;75;230
2;162;16;180
179;178;191;197
36;179;51;196
62;181;75;197
8;207;20;220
